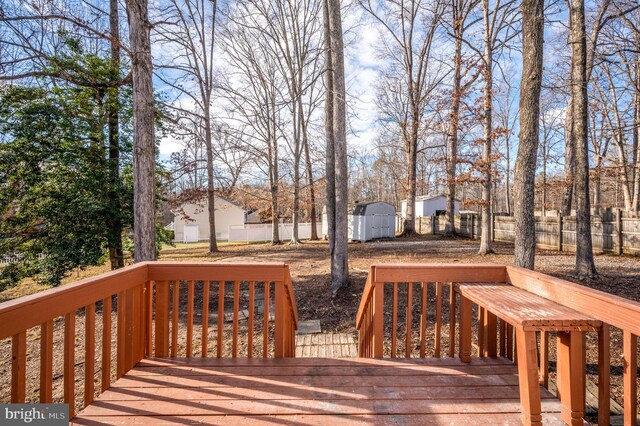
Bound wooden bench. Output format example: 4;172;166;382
455;282;602;426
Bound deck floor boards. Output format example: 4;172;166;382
72;357;564;425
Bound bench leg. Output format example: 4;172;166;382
483;311;498;357
516;328;542;426
557;331;586;426
458;294;472;363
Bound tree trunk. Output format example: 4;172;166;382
205;114;218;253
505;131;511;215
632;89;640;211
445;36;463;237
126;0;157;262
268;94;281;244
301;104;318;240
561;94;575;216
478;0;494;255
570;0;597;277
107;0;125;269
513;0;544;270
326;0;349;294
323;0;335;255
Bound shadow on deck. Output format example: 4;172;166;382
72;356;563;425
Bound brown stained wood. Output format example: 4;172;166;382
507;323;514;361
64;312;76;417
233;281;240;358
622;331;637;426
154;281;170;357
435;282;442;357
557;331;586;426
405;283;412;358
598;324;610;426
11;330;26;403
171;281;179;357
484;311;497;357
202;281;210;358
0;263;148;341
478;307;485;357
40;320;54;403
373;281;384;358
186;280;194;358
72;357;564;425
101;297;112;393
145;282;152;357
248;281;255;358
218;281;224;358
506;266;640;336
420;282;427;358
516;328;543;425
540;331;549;388
449;284;455;357
458;294;472;363
148;263;287;283
391;282;398;358
117;291;126;379
263;281;269;358
455;283;601;331
85;303;96;407
373;264;507;285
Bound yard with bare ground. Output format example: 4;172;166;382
1;235;639;421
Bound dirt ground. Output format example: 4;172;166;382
1;235;638;422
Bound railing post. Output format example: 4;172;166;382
373;280;384;358
155;280;170;357
274;280;285;358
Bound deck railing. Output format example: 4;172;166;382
356;263;639;426
0;262;297;417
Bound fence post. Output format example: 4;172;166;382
616;208;623;255
491;213;496;242
558;214;563;252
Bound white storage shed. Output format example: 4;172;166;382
322;201;396;242
401;194;460;218
171;196;246;242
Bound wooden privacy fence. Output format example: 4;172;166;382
402;211;640;254
0;262;297;417
356;264;639;426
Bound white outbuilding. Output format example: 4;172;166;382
171;196;246;242
322;201;396;242
400;194;460;218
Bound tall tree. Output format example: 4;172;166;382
324;0;349;293
126;0;157;261
477;0;518;254
360;0;444;236
156;0;219;253
570;0;597;277
513;0;543;269
444;0;479;237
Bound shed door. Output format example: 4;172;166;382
372;215;388;239
184;225;200;243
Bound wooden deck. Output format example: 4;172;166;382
71;356;564;425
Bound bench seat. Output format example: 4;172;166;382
455;282;602;331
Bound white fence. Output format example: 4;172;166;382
228;222;322;243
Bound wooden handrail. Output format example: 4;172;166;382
2;261;298;417
356;263;639;426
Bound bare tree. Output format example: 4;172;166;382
477;0;518;254
155;0;220;253
570;0;596;277
513;0;543;270
324;0;349;293
126;0;157;261
360;0;445;236
444;0;480;237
